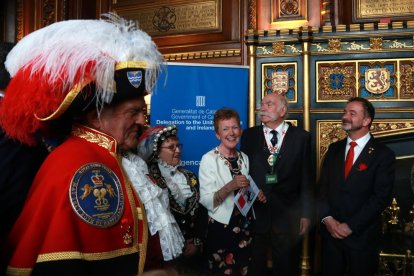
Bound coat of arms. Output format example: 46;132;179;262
365;68;390;94
271;71;289;95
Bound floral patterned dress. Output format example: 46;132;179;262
205;156;253;275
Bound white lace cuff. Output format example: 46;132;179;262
122;153;184;261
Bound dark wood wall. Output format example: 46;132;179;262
0;0;327;66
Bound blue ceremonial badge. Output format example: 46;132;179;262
127;71;143;88
70;163;124;228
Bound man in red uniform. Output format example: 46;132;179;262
0;14;163;275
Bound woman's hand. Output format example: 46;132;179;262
231;175;249;190
257;190;267;203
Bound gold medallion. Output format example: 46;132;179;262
267;155;275;166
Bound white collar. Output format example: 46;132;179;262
347;132;371;148
263;121;288;135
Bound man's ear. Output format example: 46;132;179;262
362;117;372;127
280;105;287;117
84;109;101;129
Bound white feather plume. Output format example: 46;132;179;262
5;13;163;104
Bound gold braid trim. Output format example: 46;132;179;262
137;205;148;275
35;79;91;121
72;126;116;153
7;267;32;276
36;247;138;263
115;61;148;70
118;156;148;275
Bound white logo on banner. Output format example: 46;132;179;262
196;96;205;107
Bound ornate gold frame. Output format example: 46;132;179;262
261;62;298;103
316;119;414;178
353;0;414;22
114;0;222;36
316;58;414;103
271;0;307;22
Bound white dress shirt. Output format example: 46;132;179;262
345;132;371;164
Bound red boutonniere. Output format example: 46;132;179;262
357;163;368;171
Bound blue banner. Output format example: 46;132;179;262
150;63;249;175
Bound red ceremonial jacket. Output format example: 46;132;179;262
3;125;148;275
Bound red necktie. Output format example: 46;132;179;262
344;141;357;178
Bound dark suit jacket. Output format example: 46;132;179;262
0;129;49;244
318;136;395;249
241;123;313;234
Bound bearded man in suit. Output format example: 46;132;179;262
240;92;313;276
318;97;395;276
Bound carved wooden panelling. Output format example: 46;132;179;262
317;119;414;172
262;63;297;102
316;59;414;102
317;62;357;101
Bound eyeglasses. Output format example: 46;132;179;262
160;143;183;152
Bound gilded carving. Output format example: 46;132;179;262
328;39;341;52
317;119;414;172
370;121;414;135
42;0;56;27
311;38;410;53
354;0;414;21
365;68;390;95
316;59;414;102
311;43;328;52
370;37;383;50
257;44;301;55
272;42;285;55
317;121;346;169
378;251;414;275
317;62;356;101
271;71;289;94
116;0;221;36
16;0;23;40
342;41;371;51
400;61;414;99
272;0;307;22
248;0;257;30
262;63;297;101
280;0;300;17
163;49;240;61
359;61;397;99
285;45;302;54
257;46;273;55
152;6;177;32
386;39;413;49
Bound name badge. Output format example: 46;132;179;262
265;173;278;185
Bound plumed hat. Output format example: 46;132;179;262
137;125;177;162
0;13;164;145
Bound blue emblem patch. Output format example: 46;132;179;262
69;163;124;228
127;71;143;88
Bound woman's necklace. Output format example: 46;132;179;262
214;147;242;175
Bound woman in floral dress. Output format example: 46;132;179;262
199;108;266;275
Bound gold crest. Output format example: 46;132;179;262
365;68;390;94
271;71;289;94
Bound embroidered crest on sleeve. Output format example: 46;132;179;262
69;163;124;228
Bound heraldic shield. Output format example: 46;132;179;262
365;68;390;94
